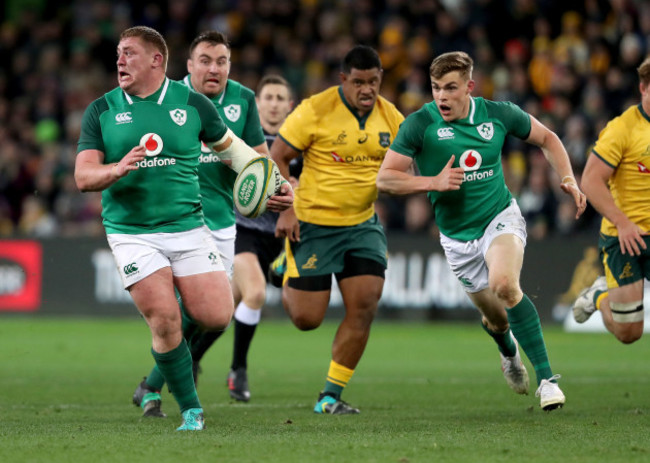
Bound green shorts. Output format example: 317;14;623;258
285;214;387;279
599;233;650;288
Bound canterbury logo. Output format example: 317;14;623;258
437;127;454;139
302;254;318;269
115;112;132;124
123;263;139;275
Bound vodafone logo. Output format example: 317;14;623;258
140;133;163;156
459;150;482;171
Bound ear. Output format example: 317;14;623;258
187;58;193;74
466;79;475;94
151;52;164;69
339;72;347;84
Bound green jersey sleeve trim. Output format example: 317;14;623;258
591;149;617;169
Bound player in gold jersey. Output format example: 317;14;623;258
270;45;404;414
572;56;650;343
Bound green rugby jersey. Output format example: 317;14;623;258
390;97;531;241
77;78;228;234
182;76;265;230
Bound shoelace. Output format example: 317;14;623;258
535;374;562;397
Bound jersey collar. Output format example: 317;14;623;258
638;103;650;123
123;77;170;105
184;74;227;105
338;86;372;129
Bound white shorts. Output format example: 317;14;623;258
210;224;236;279
107;225;225;289
440;199;527;293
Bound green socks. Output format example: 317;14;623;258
481;322;517;357
506;294;553;385
152;339;201;412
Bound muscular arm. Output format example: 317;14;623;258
526;115;587;218
75;147;145;192
269;136;300;181
376;149;463;194
270;136;301;240
581;153;647;255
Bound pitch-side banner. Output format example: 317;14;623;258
0;235;608;322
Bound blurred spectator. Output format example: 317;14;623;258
0;0;646;239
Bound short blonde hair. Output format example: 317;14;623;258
429;51;473;81
637;56;650;86
120;26;168;69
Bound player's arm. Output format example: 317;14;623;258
270;136;301;241
376;149;463;194
582;153;647;255
252;142;270;156
75;147;146;192
526;115;586;218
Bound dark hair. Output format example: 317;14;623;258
190;30;230;56
120;26;168;69
429;51;473;80
341;45;381;74
257;74;292;99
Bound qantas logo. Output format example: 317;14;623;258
332;152;345;162
638;162;649;173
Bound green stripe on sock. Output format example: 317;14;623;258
480;322;517;357
146;366;165;391
152;339;201;413
506;294;553;385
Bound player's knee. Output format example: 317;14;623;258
287;310;321;331
490;276;520;307
242;285;266;308
610;300;644;344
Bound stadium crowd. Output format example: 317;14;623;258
1;0;648;239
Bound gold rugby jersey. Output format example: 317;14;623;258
279;86;404;226
591;104;650;236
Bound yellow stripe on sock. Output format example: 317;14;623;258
326;360;354;388
596;292;608;311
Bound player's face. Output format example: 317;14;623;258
187;42;231;98
256;83;293;128
116;37;159;94
340;67;382;116
431;71;474;122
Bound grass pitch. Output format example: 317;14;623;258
1;317;649;463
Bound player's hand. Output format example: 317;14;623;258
113;146;146;178
431;155;464;191
267;181;294;212
560;180;587;219
275;207;300;242
616;219;648;256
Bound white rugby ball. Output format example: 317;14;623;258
233;157;282;218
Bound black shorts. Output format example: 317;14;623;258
235;225;283;281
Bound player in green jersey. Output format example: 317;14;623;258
76;26;292;431
376;51;586;411
131;31;287;412
572;56;650;344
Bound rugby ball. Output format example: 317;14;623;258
233;157;282;218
